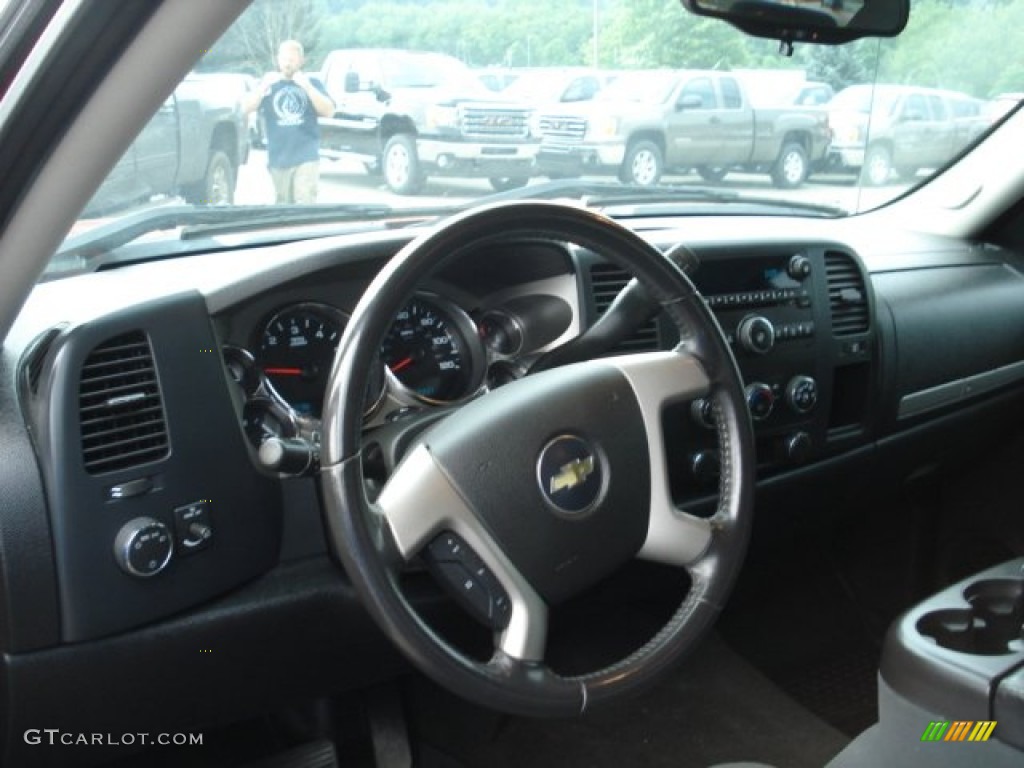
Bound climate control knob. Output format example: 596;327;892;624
744;382;775;421
737;315;775;355
114;517;173;578
786;375;818;414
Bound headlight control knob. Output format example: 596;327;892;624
114;517;173;578
737;315;775;355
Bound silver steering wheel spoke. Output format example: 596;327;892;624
375;443;549;661
603;350;715;567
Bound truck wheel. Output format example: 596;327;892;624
771;142;809;189
488;177;528;192
861;144;892;186
383;134;423;195
619;140;663;186
183;150;234;206
696;166;728;183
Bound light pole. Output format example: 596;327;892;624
592;0;599;67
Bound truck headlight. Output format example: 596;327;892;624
835;124;864;145
587;116;618;140
426;106;459;130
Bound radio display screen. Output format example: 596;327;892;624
694;256;802;296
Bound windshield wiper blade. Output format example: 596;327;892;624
57;203;397;262
480;178;740;205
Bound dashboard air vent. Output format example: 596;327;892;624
589;263;660;353
825;251;869;337
79;331;169;474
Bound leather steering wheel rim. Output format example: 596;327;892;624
320;200;755;717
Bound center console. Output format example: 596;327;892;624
829;559;1024;767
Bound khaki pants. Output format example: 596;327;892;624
269;161;319;204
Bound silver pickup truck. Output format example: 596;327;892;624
826;84;988;185
536;69;830;189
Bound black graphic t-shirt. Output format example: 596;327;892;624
259;77;329;169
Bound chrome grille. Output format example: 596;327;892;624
459;107;531;139
538;115;587;143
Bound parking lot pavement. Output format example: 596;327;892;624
242;150;910;214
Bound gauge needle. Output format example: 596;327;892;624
264;367;304;376
389;357;414;373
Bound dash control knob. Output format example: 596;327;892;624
786;375;818;414
787;254;813;281
745;382;775;421
785;432;813;464
737;315;775;355
690;398;716;430
691;450;721;486
114;517;173;578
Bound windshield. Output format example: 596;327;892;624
54;0;1022;276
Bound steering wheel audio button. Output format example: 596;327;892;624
425;532;511;630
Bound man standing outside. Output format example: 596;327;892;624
245;40;334;204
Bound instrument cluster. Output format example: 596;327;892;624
223;290;572;451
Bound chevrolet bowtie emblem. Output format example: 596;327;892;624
549;455;595;495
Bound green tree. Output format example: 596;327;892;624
199;0;326;74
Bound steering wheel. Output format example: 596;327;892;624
320;201;754;717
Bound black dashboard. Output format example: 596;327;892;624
4;212;1024;762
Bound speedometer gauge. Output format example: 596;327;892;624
381;295;484;403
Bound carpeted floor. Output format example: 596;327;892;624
406;634;850;768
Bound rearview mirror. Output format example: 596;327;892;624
680;0;909;46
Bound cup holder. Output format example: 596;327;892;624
916;578;1024;656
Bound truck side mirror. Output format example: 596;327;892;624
344;71;359;93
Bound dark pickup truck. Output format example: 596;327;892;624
318;49;539;195
83;73;249;216
537;69;830;188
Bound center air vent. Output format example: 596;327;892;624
589;263;660;353
79;331;169;474
825;251;869;337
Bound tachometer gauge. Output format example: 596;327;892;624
258;303;386;419
259;304;344;418
381;295;484;403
